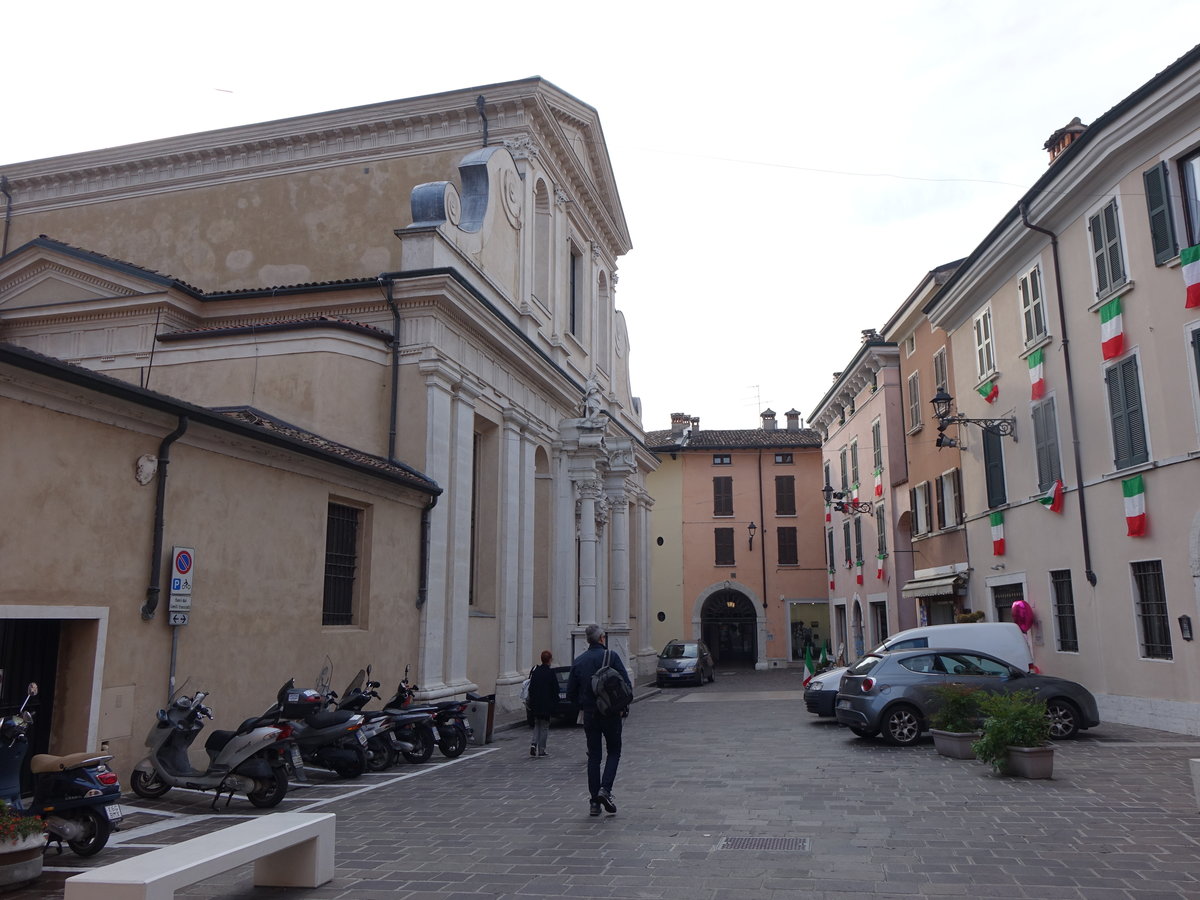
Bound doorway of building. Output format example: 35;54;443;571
701;590;758;666
0;619;60;795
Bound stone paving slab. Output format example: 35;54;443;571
18;667;1200;898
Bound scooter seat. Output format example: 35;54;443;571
205;730;237;754
30;752;113;774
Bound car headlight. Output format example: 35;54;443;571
655;665;667;673
807;680;823;691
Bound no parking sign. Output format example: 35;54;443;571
169;547;195;623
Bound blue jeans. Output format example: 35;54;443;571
582;709;623;798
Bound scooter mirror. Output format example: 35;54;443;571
27;683;38;696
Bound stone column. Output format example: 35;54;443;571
576;478;602;629
517;426;536;677
495;409;526;704
606;483;630;630
444;376;481;695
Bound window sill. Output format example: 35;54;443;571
1020;335;1053;359
1099;459;1154;482
974;371;1001;393
1089;279;1134;312
906;423;924;436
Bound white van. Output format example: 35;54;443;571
803;622;1033;717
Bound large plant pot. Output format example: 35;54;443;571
1004;744;1054;779
0;833;44;892
931;729;981;759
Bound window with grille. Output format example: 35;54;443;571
992;583;1024;622
323;503;361;625
777;527;798;566
1105;357;1148;469
1018;265;1047;344
1132;560;1171;659
713;476;733;517
973;309;996;379
1050;570;1079;653
907;372;922;429
871;601;889;646
775;475;796;516
1088;198;1127;297
1032;399;1063;492
714;528;735;566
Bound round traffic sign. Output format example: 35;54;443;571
175;551;192;575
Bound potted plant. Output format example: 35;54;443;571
0;800;45;890
927;683;983;759
971;690;1054;778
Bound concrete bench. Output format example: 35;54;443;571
64;812;335;900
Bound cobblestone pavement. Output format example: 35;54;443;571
17;666;1200;899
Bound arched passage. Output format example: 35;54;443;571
698;587;759;667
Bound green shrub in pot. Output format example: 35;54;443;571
927;683;983;733
971;690;1052;772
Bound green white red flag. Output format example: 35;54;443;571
828;566;835;590
825;502;831;524
1028;347;1046;400
977;381;998;404
1099;296;1123;359
1123;474;1147;537
1182;244;1200;309
803;644;817;686
855;559;864;585
818;644;828;669
1038;479;1064;513
876;553;885;579
874;467;883;497
989;511;1005;555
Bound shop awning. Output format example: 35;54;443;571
900;573;966;598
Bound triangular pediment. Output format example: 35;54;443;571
0;241;174;315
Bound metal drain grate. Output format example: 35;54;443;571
718;836;810;852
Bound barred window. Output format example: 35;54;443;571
323;503;361;625
1132;560;1171;659
1050;570;1079;653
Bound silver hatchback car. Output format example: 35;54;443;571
834;648;1100;746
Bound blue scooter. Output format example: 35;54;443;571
0;683;123;857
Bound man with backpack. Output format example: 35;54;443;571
566;624;633;817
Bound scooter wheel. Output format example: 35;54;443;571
130;768;171;799
401;727;434;764
65;806;111;857
366;737;396;772
332;745;368;779
437;724;467;759
247;766;289;808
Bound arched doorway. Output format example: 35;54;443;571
701;589;758;666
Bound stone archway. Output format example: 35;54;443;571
699;588;759;667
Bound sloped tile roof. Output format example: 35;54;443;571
160;315;391;342
646;428;822;452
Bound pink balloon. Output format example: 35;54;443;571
1011;600;1034;633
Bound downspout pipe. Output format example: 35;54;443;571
1019;203;1098;586
143;416;190;620
379;276;401;463
417;494;438;609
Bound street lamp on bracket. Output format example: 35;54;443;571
822;482;873;515
930;388;1017;449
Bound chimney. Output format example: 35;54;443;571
861;328;881;344
1044;117;1087;164
691;416;700;432
785;409;802;431
832;371;842;383
761;408;777;430
670;412;691;438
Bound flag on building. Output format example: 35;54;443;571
818;644;828;668
977;380;999;404
825;502;831;524
874;467;883;497
855;559;864;585
1182;244;1200;309
990;511;1005;555
876;553;885;579
852;482;860;503
1123;474;1147;537
828;566;835;590
803;645;817;686
1028;347;1046;400
1038;479;1064;513
1099;296;1124;359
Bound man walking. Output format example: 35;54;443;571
566;624;632;817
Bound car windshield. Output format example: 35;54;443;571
848;655;882;675
661;643;698;659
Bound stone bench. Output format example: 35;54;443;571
64;811;335;900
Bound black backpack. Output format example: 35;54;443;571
591;648;633;717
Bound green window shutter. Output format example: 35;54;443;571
1106;358;1146;469
1103;200;1126;285
842;521;852;564
1143;162;1178;265
983;429;1007;508
1089;212;1109;296
935;476;946;530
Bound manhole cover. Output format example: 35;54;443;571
718;836;810;851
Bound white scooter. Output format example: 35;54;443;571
130;684;300;809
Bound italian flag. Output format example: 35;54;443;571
990;511;1005;555
1182;244;1200;309
1038;479;1064;513
803;644;817;686
852;483;860;503
1099;296;1123;359
874;467;883;497
825;502;831;524
1123;474;1147;537
876;553;885;580
977;380;999;404
855;559;864;585
829;567;835;590
1028;347;1046;400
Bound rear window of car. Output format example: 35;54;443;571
848;655;883;676
661;643;698;659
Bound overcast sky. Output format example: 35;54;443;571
5;2;1197;430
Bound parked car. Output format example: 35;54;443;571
655;640;715;687
804;623;1035;717
834;647;1100;746
523;666;579;726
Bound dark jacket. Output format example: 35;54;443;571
566;641;631;712
526;664;560;719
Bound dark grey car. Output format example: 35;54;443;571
834;648;1100;746
655;640;716;687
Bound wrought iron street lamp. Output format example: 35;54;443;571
747;521;757;549
930;389;1017;448
821;482;873;515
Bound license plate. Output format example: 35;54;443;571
430;726;440;740
104;803;123;822
290;747;303;769
356;729;368;746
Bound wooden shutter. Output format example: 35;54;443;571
842;522;852;564
1143;162;1178;265
1107;358;1148;468
983;429;1007;508
853;518;863;562
713;476;733;516
922;485;933;535
778;527;798;565
1032;401;1062;492
935;476;946;530
952;468;964;524
1089;211;1109;296
908;488;918;534
775;475;796;516
1103;200;1125;286
714;528;735;565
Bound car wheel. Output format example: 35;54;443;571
1046;698;1081;739
849;725;877;738
880;705;923;747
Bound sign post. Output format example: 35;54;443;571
169;547;195;626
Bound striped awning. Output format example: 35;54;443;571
900;574;966;599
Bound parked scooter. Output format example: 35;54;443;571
0;683;123;856
331;667;436;769
130;683;298;809
389;665;475;759
278;675;370;779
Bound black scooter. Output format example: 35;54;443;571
276;678;369;779
0;683;123;857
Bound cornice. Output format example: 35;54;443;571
0;260;141;300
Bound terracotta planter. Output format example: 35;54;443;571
0;833;44;892
931;729;981;759
1003;744;1054;779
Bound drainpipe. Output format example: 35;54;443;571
1019;203;1097;586
417;494;438;608
379;276;401;463
142;416;190;620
